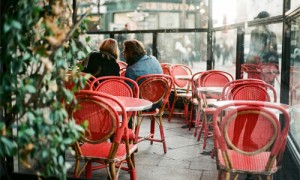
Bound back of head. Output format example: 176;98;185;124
123;39;146;65
99;38;119;59
254;11;270;19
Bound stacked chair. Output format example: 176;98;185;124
194;70;234;149
168;64;193;124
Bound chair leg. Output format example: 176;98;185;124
218;170;222;180
168;95;178;122
188;103;194;131
193;104;202;136
109;162;117;180
225;171;230;180
183;99;190;125
158;116;167;153
134;116;143;143
85;162;92;178
74;159;81;178
150;117;155;145
203;115;209;149
197;115;205;142
127;154;136;180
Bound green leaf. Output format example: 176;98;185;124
22;52;31;60
12;20;22;30
4;23;11;33
63;138;73;144
25;84;36;93
85;36;91;42
70;40;78;52
77;51;86;59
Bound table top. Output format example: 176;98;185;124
197;87;224;94
113;96;153;111
174;75;193;80
213;100;292;113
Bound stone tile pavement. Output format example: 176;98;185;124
66;115;218;180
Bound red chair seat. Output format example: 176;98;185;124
81;142;138;161
218;149;277;173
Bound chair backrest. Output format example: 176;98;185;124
196;70;233;100
160;63;172;76
170;64;192;89
135;74;173;112
213;101;290;171
117;61;128;69
222;79;277;102
90;76;139;98
190;71;203;97
231;84;271;101
221;79;265;99
120;68;126;77
198;70;234;87
260;63;280;86
241;63;262;79
72;90;128;144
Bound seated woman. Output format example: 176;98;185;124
82;38;120;77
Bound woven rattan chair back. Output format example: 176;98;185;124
213;101;290;179
91;76;139;98
70;90;137;180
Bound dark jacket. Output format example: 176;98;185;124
82;51;120;77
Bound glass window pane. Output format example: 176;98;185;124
157;32;207;73
243;23;282;97
213;0;283;26
213;29;237;78
290;15;300;152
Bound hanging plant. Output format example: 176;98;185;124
0;0;91;179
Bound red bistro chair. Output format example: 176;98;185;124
90;76;139;140
160;63;172;111
168;64;193;124
260;63;280;86
212;101;290;180
241;63;262;80
188;71;203;131
134;74;173;153
70;90;137;179
223;80;277;103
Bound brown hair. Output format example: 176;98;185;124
123;39;146;65
99;38;119;59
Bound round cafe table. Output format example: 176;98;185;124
197;87;224;94
174;75;193;80
113;96;153;112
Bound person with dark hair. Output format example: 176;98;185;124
82;38;120;77
123;39;163;127
246;11;279;64
123;39;162;82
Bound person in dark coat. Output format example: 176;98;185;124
82;38;120;77
246;11;279;64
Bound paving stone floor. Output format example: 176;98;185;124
66;115;219;180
